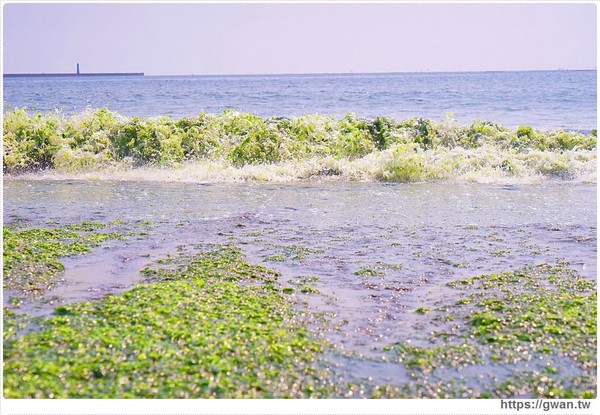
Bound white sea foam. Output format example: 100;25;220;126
6;146;596;185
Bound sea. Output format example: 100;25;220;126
3;70;597;131
3;70;597;397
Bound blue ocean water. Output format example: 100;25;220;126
3;70;596;131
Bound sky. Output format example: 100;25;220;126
2;2;597;75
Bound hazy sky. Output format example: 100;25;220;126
3;2;597;75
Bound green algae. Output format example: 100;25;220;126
3;309;38;343
63;221;108;232
141;244;281;285
383;264;596;398
286;276;322;295
415;306;431;315
264;253;286;262
3;225;125;297
385;342;480;374
3;219;596;398
3;109;596;182
353;262;402;279
449;265;596;362
354;267;385;277
3;245;338;398
263;244;324;262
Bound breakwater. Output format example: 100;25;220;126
4;72;144;78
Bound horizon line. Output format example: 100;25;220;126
4;68;596;78
145;68;597;77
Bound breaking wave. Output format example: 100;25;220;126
3;108;596;184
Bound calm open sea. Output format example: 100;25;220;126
3;70;596;131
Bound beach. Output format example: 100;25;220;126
3;68;597;400
3;177;597;397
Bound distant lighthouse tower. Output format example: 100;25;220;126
77;63;80;75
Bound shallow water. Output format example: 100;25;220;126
3;180;596;386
